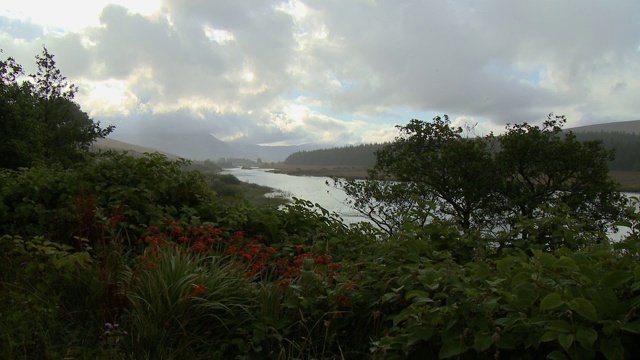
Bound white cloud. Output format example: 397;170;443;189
1;0;639;147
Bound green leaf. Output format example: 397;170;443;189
473;334;493;352
620;320;640;334
555;256;578;270
634;265;640;281
547;350;568;360
540;331;559;342
557;333;573;352
546;320;571;333
406;290;432;303
382;292;399;303
536;251;557;267
540;292;564;311
600;337;624;360
414;327;434;341
438;338;468;359
599;270;633;289
576;327;598;349
496;256;516;274
569;298;598;322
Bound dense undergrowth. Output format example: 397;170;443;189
2;151;640;359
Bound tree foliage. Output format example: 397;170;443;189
338;114;626;249
285;143;386;167
0;47;114;169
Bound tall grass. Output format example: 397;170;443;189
121;247;257;358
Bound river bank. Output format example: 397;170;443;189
269;165;640;192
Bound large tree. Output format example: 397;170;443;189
338;114;626;249
0;47;114;169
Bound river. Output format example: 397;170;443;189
220;167;366;223
221;167;637;240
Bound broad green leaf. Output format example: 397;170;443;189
414;327;434;341
540;292;564;311
473;334;493;352
620;320;640;334
381;292;398;303
569;298;597;322
406;290;432;302
540;331;559;342
546;320;571;333
512;271;533;286
535;251;557;267
438;338;468;359
555;256;578;270
547;350;568;360
557;333;573;352
576;327;598;349
599;270;633;289
600;337;624;360
496;256;516;274
634;265;640;280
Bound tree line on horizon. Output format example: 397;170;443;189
284;131;640;171
283;143;387;167
574;131;640;171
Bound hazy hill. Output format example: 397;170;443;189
96;120;640;162
226;142;324;162
107;132;242;160
568;120;640;133
92;138;180;159
107;132;323;161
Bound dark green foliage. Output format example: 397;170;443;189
285;143;387;167
0;47;113;169
0;151;218;247
341;114;626;249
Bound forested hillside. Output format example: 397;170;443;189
574;131;640;171
283;143;387;166
283;131;640;172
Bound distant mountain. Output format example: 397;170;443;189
225;141;323;162
107;132;322;161
92;137;180;159
568;120;640;134
108;132;245;160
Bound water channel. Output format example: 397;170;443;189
221;167;637;240
220;167;366;224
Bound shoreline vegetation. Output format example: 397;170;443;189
269;164;640;193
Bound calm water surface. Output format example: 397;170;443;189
220;167;366;223
222;167;638;239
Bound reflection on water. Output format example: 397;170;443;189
220;168;366;223
221;167;639;240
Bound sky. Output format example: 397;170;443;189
1;0;639;146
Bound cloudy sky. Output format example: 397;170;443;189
1;0;639;146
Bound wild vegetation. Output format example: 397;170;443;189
3;50;640;359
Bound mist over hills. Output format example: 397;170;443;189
98;119;640;162
105;131;323;162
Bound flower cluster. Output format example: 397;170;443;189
136;218;343;287
274;244;341;284
226;231;276;277
101;322;127;348
186;283;206;300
